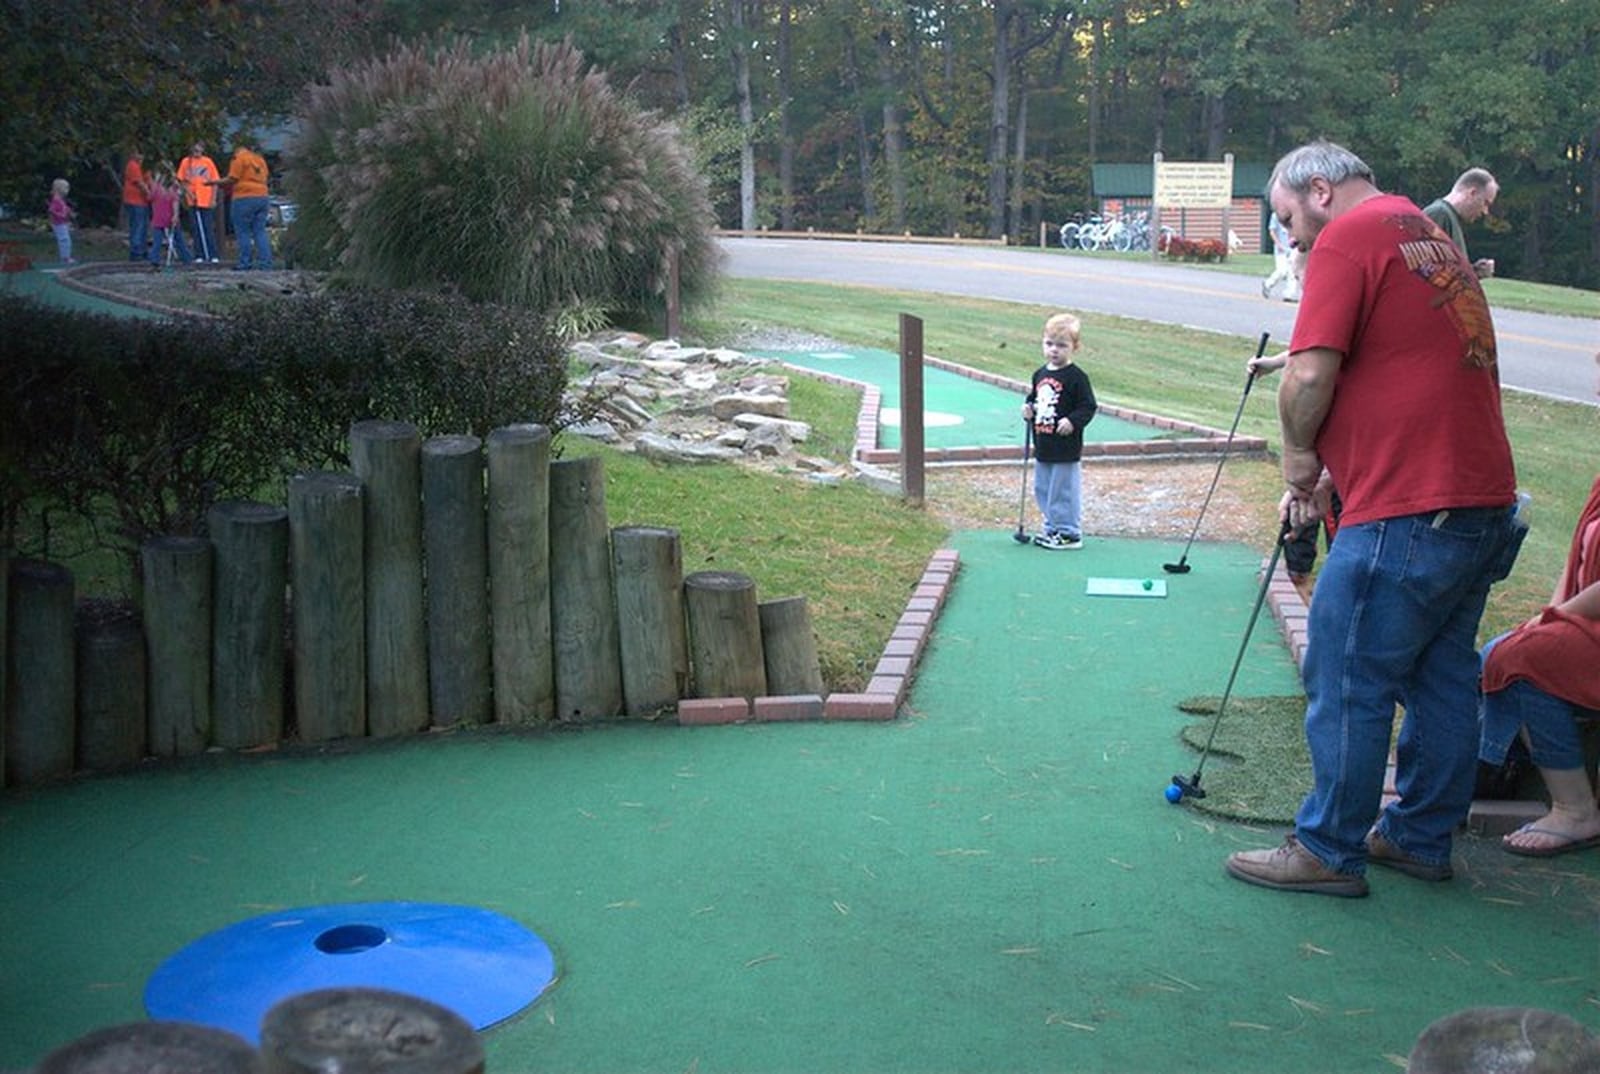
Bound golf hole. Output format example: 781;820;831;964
314;923;389;955
880;407;964;429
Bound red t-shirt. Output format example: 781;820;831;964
1289;193;1515;526
1482;476;1600;709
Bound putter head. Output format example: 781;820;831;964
1162;561;1191;575
1013;530;1032;545
1170;773;1206;800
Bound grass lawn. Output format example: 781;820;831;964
685;278;1597;643
1044;247;1600;318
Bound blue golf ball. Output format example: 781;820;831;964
1164;783;1183;804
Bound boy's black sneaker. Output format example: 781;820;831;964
1033;532;1083;551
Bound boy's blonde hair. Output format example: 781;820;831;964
50;178;69;196
1044;313;1081;345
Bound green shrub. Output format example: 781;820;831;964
227;288;570;469
1;289;569;564
1;298;275;556
287;35;718;319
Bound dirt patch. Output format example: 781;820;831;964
924;456;1281;547
62;264;325;317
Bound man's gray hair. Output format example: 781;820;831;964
1452;167;1496;194
1268;141;1376;195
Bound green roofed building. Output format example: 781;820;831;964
1087;161;1273;253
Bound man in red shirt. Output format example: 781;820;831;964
1225;141;1525;898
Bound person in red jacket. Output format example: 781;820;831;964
1479;352;1600;857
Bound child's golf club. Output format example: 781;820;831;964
1163;331;1271;575
1012;422;1034;545
1168;518;1293;802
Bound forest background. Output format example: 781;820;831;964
2;0;1596;289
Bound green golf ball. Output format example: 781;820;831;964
1142;579;1153;591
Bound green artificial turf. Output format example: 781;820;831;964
1176;695;1312;824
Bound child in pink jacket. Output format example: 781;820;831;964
48;178;75;265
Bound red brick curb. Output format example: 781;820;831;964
677;549;961;726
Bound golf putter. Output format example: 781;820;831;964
1163;331;1271;575
1012;422;1033;545
1171;517;1293;801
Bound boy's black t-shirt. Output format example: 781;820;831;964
1028;361;1097;462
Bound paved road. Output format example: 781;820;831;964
720;237;1598;405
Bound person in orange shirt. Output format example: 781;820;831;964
122;148;151;261
176;141;221;263
218;138;273;271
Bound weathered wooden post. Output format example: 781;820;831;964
141;535;212;756
548;456;622;721
612;525;688;716
487;424;555;724
422;435;492;726
5;559;75;786
259;987;484;1074
350;419;429;737
75;601;146;772
899;312;926;508
684;570;767;700
35;1022;260;1074
289;472;366;742
758;596;825;696
209;501;288;749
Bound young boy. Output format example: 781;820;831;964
1022;313;1097;549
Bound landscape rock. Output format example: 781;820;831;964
732;413;810;441
742;423;792;457
712;392;788;420
635;433;744;465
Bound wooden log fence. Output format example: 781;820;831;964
423;436;492;727
351;420;430;737
289;471;367;743
209;501;288;750
486;425;555;724
1;423;846;788
142;536;212;756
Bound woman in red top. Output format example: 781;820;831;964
1480;352;1600;856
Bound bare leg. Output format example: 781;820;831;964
1503;767;1600;852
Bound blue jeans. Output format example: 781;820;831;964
148;225;192;266
1295;506;1524;874
51;222;71;262
126;203;150;260
1034;459;1082;537
230;196;272;269
189;206;218;261
1478;633;1587;770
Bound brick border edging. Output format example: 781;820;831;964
53;261;218;320
676;548;960;727
1262;554;1546;837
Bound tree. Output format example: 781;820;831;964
0;0;375;213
